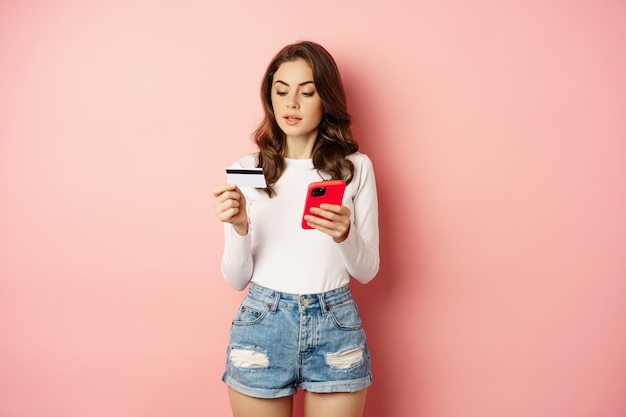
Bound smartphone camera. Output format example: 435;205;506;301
311;187;326;197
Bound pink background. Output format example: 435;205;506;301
1;1;625;416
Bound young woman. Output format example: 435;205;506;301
212;41;379;417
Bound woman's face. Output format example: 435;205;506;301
271;58;323;144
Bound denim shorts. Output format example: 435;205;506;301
222;283;372;399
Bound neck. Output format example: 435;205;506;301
284;135;316;159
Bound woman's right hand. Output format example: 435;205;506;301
213;183;248;236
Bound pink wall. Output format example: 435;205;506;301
1;1;625;416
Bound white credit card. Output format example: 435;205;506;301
226;168;267;188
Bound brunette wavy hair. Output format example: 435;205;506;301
253;41;359;197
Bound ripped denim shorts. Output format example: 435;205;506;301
222;283;373;399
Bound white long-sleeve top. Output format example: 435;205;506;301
221;152;379;294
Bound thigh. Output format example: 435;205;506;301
228;387;293;417
303;389;367;417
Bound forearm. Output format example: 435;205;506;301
220;223;253;291
337;224;380;283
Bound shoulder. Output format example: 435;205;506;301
346;152;375;172
346;152;376;191
344;152;378;200
229;153;260;169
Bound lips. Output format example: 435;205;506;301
283;114;302;125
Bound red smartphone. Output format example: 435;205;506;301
301;180;346;229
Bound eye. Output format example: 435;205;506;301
302;92;315;97
275;91;287;96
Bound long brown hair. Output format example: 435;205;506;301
253;41;359;197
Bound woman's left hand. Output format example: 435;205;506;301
304;204;351;243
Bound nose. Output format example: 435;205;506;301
287;94;299;109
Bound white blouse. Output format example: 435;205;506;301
221;152;379;294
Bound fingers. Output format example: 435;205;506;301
304;204;351;242
310;204;349;220
213;183;237;198
213;183;242;206
318;203;343;213
215;200;241;222
213;183;247;225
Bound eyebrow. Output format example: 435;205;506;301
273;80;315;87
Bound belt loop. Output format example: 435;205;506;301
270;289;280;314
319;291;329;315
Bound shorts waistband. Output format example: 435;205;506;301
247;283;353;312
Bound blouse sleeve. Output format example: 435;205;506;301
336;155;380;283
220;156;255;291
220;221;254;291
